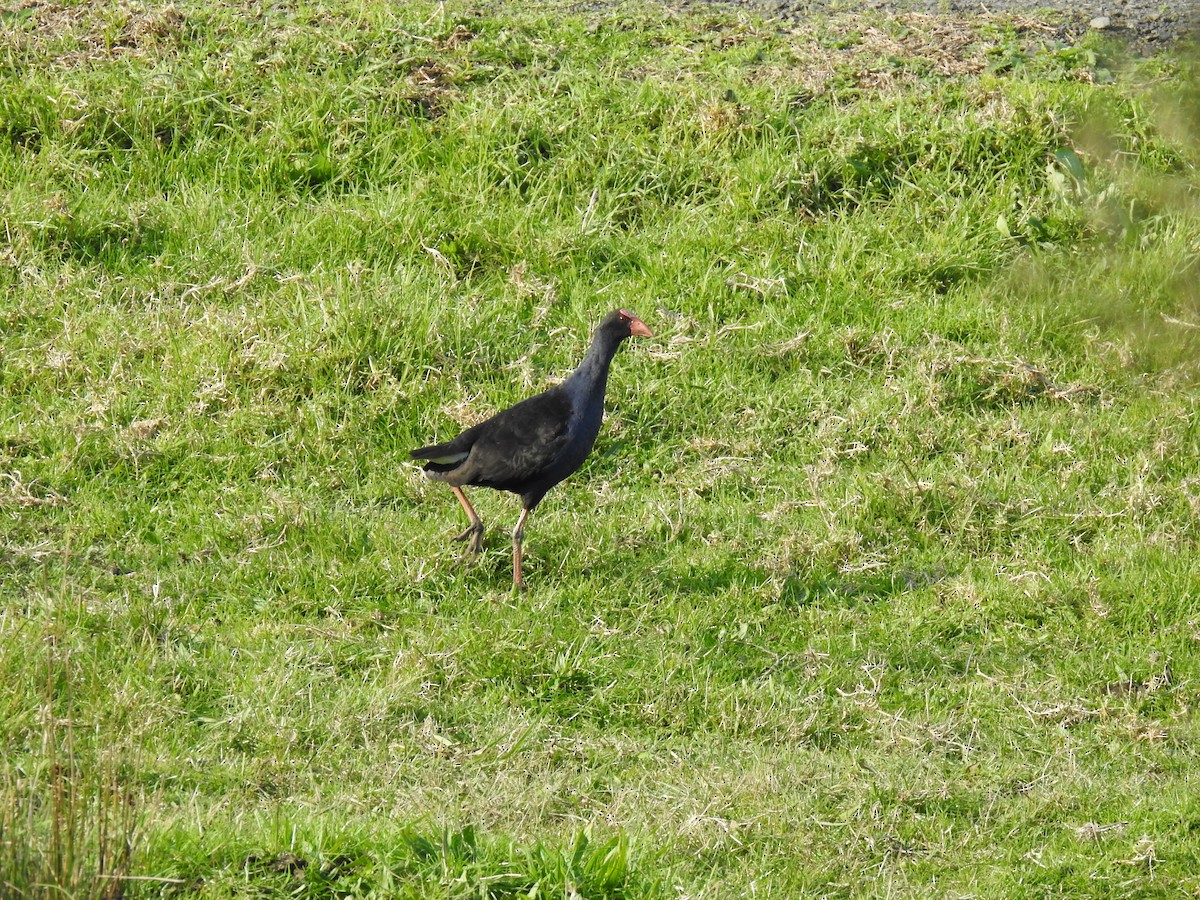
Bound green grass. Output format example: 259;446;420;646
3;0;1200;895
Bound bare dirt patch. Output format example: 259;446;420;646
1;1;187;65
706;0;1197;49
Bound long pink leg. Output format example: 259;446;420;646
450;486;484;561
511;507;532;590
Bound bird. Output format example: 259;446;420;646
411;309;653;588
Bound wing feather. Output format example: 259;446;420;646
412;387;574;490
462;390;571;487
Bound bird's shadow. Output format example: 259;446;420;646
648;554;953;607
779;565;953;607
653;557;775;597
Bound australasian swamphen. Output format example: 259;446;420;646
411;309;653;588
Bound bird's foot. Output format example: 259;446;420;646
452;523;485;562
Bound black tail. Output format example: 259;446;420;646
410;440;470;473
409;443;448;461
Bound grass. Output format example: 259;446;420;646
2;0;1200;895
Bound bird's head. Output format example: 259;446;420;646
608;309;653;339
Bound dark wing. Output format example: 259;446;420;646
459;389;572;489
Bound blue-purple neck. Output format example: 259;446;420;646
563;326;627;422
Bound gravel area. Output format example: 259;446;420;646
698;0;1198;49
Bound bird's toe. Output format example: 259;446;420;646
453;524;485;563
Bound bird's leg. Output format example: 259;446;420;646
511;507;532;590
449;486;484;561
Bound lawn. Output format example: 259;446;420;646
2;0;1200;896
